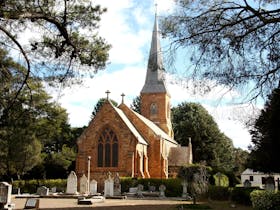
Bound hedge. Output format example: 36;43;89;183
251;190;280;210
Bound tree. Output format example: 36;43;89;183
161;0;280;100
247;88;280;173
130;96;141;114
172;102;235;172
0;0;111;119
178;164;208;204
91;98;118;118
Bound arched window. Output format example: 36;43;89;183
97;127;118;167
150;103;158;115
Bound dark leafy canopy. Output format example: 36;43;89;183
248;88;280;173
172;102;235;172
161;0;280;100
130;95;141;114
0;0;111;114
91;98;118;118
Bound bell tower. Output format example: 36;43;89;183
140;14;173;138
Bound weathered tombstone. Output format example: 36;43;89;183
104;174;114;197
36;186;49;196
148;185;156;192
265;176;275;191
0;182;14;210
79;174;88;194
181;180;188;198
24;198;39;209
114;173;121;196
66;171;77;194
136;184;144;198
50;187;56;193
89;180;97;195
159;184;166;197
243;179;252;188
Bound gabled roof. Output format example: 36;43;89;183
112;104;148;145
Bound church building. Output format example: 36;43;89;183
75;15;192;187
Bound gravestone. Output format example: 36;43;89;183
50;187;56;193
90;180;97;195
104;174;114;197
243;179;252;188
79;174;88;194
136;184;144;198
181;180;188;198
159;184;166;197
148;185;156;192
24;198;39;209
66;171;77;194
265;176;275;191
0;182;14;210
114;173;121;196
36;186;49;196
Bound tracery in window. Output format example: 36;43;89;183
150;103;158;115
97;127;118;167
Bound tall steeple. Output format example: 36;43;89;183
140;14;173;138
141;14;168;94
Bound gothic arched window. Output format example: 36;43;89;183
97;127;118;167
150;103;158;115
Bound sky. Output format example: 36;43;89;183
48;0;261;150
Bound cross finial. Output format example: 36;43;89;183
155;1;158;16
105;90;111;100
121;93;125;104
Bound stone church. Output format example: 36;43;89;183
75;15;192;186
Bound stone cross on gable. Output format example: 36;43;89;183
105;90;111;100
121;93;125;104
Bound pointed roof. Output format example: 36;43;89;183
141;14;168;94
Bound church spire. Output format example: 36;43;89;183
141;13;168;94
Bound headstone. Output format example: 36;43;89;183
0;182;14;210
128;187;138;194
159;184;166;197
148;185;156;192
66;171;78;194
181;180;188;198
79;174;88;194
243;179;252;188
36;186;49;196
24;198;39;209
104;176;114;197
136;184;144;198
114;173;121;196
50;187;56;193
265;176;275;191
89;180;97;195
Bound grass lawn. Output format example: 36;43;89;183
177;201;253;210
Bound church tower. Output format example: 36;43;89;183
140;15;173;138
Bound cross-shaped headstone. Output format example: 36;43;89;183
121;93;125;104
105;90;110;100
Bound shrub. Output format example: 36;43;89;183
208;186;230;200
213;173;229;187
231;187;259;206
251;190;280;210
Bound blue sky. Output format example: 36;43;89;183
45;0;261;150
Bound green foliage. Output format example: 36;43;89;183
12;179;67;193
231;187;259;206
161;1;280;100
248;88;280;173
213;173;229;187
172;102;235;172
207;186;231;201
130;96;141;114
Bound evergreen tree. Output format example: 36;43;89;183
248;88;280;173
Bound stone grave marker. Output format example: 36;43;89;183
24;198;39;209
114;173;121;196
90;180;97;195
265;176;275;191
159;184;166;197
66;171;77;194
0;182;14;210
79;174;88;194
181;180;188;198
136;184;144;198
243;179;252;188
104;173;114;197
36;186;49;196
148;185;156;192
